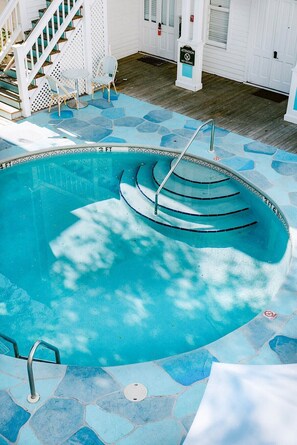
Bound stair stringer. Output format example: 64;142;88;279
29;0;106;114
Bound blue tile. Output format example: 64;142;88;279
137;122;160;133
269;335;297;363
244;141;277;155
107;362;182;396
89;116;113;128
241;170;273;190
144;109;173;123
289;192;297;206
0;390;30;442
213;146;234;159
203;126;229;138
173;128;195;139
184;119;201;130
31;398;84;445
97;391;175;425
102;136;127;143
77;125;112;142
174;382;206;418
273;151;297;162
101;107;125;119
116;418;184;445
160;349;219;386
114;117;144;127
103;89;118;101
62;427;104;445
88;99;114;109
221;156;254;171
272;160;297;176
160;133;187;149
86;405;133;443
245;317;275;350
279;205;297;227
158;126;170;135
50;110;74;120
55;366;120;403
0;139;15;151
58;118;90;132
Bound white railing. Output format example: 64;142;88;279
13;0;84;116
0;0;23;66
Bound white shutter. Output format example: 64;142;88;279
208;0;230;47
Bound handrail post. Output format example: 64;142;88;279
0;333;20;358
154;119;215;214
27;340;61;404
13;43;31;117
209;120;215;152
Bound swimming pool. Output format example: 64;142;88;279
0;147;290;367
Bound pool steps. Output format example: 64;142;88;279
120;160;258;233
137;163;250;218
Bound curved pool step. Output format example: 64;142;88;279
171;158;229;184
137;164;249;218
153;160;240;200
120;169;258;233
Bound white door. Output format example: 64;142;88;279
248;0;297;93
142;0;177;61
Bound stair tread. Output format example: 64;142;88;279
172;158;229;183
120;170;257;233
0;88;21;101
137;163;249;217
153;160;240;199
0;102;21;113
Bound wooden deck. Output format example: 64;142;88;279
117;53;297;153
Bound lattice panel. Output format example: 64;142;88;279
91;0;106;76
59;26;85;94
30;0;106;113
31;62;62;113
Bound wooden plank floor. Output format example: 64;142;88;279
117;53;297;153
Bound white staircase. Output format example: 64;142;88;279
0;0;103;120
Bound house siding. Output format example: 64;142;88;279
25;1;46;30
107;0;141;59
203;0;252;82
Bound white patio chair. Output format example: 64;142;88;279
91;55;118;102
46;75;78;116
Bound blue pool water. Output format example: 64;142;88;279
0;151;290;366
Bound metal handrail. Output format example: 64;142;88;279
27;340;61;403
0;333;20;358
154;119;215;215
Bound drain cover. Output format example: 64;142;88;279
124;383;147;402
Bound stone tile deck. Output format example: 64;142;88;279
0;91;296;444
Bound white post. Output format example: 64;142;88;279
175;0;204;92
82;0;93;93
284;64;297;125
18;0;27;41
13;43;31;117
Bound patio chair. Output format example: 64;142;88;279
91;55;118;102
46;75;78;116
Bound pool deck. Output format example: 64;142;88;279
0;91;297;445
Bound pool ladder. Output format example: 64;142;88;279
0;333;61;404
154;118;215;215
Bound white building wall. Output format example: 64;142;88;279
202;0;252;82
23;0;46;30
107;0;141;59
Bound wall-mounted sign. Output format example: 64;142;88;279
180;45;195;66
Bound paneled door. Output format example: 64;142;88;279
247;0;297;93
141;0;177;61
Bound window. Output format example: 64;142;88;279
144;0;157;23
207;0;230;47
